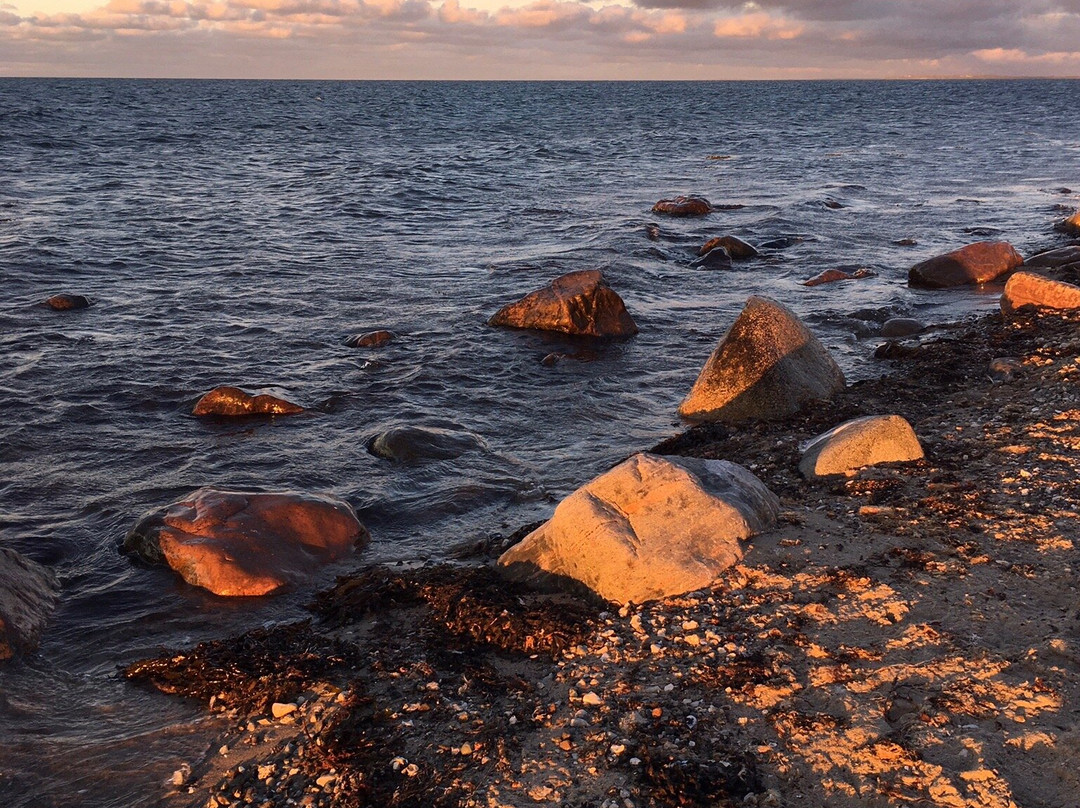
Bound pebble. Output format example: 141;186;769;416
271;702;298;719
459;743;473;756
582;692;602;706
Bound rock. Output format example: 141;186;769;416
1001;271;1080;314
498;453;779;604
192;386;303;417
801;267;874;287
0;548;60;661
678;296;845;423
989;357;1024;383
45;294;90;311
759;236;805;250
1023;246;1080;269
1055;209;1080;236
272;702;298;719
699;236;758;259
799;415;924;478
880;318;925;338
368;425;485;463
651;196;711;217
124;488;368;596
488;269;638;338
690;246;732;270
645;224;660;241
908;241;1023;288
345;330;395;349
894;238;918;246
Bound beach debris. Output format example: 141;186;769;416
499;452;779;604
0;547;60;662
907;240;1022;288
123;488;368;596
45;294;90;310
366;424;485;463
1002;271;1080;315
192;386;303;417
651;195;712;216
798;414;924;479
489;269;638;338
345;329;396;348
678;295;845;423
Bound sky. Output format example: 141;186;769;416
2;0;1080;79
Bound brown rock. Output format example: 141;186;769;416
192;386;304;417
799;415;924;478
0;547;60;661
488;270;638;338
699;236;759;259
1001;271;1080;315
1055;209;1080;236
802;267;875;287
678;296;845;423
124;488;368;597
345;330;396;349
45;294;90;311
1023;246;1080;269
651;196;712;217
908;241;1023;288
691;246;732;270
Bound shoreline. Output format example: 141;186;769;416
125;305;1080;808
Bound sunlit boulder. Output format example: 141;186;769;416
908;241;1022;288
1001;271;1080;315
192;386;303;417
489;269;638;338
799;415;924;479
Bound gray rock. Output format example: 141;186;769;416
368;425;485;463
1023;246;1080;269
0;547;60;661
799;415;924;479
678;296;845;423
498;453;779;604
880;318;925;338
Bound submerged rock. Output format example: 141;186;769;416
0;548;60;662
193;386;304;417
498;453;779;604
881;318;925;338
802;267;875;287
799;415;924;479
699;236;759;259
651;196;712;217
345;330;396;349
45;294;90;311
124;488;368;597
488;269;638;339
1001;271;1080;315
691;246;733;270
908;241;1023;288
678;296;845;423
368;425;485;463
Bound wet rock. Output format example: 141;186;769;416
1055;209;1080;236
801;267;875;287
691;246;733;270
678;296;845;423
192;386;303;417
367;425;485;463
45;294;90;311
645;224;661;241
0;547;60;661
989;357;1024;383
1023;246;1080;269
488;269;638;339
759;236;805;250
799;415;924;479
1001;271;1080;315
880;318;925;338
908;241;1023;288
345;330;395;349
124;488;368;597
699;236;759;259
894;238;918;246
498;453;779;604
651;196;712;217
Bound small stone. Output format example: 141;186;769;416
403;763;419;777
582;692;602;706
315;775;336;787
459;743;473;756
271;702;298;719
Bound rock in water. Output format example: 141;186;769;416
1023;246;1080;269
678;296;845;423
498;453;779;604
691;246;732;270
368;425;485;463
345;330;396;348
488;270;638;338
45;294;90;311
907;241;1023;288
1001;271;1080;315
193;386;304;416
124;488;368;596
799;415;924;478
0;548;60;661
881;318;925;338
801;267;875;287
1055;209;1080;236
699;236;759;259
651;196;712;217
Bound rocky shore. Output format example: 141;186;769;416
125;305;1080;808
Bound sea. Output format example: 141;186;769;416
1;78;1077;806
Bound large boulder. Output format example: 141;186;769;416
498;453;779;604
0;548;60;661
1001;271;1080;315
368;425;485;463
678;296;845;423
908;241;1023;288
1024;246;1080;269
488;270;638;338
193;386;303;417
799;415;924;479
124;488;368;597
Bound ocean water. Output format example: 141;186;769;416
0;78;1077;805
